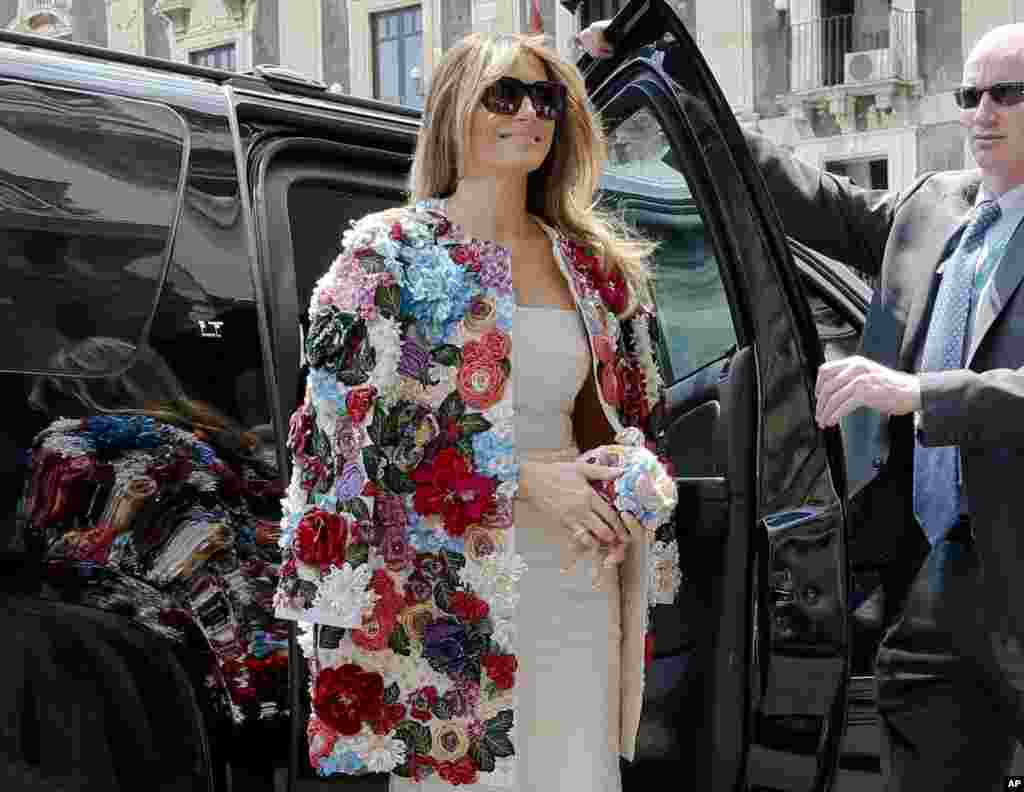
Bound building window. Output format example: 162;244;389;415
190;44;238;71
825;156;888;190
372;5;424;108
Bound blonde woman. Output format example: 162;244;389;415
274;33;681;789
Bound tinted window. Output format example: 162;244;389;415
601;106;736;384
0;82;186;375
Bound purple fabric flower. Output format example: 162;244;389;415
476;243;513;296
335;462;367;501
399;335;432;382
423;618;470;676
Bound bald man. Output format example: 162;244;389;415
581;21;1024;791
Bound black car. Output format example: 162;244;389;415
0;1;902;790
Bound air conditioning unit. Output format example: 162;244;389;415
844;48;902;82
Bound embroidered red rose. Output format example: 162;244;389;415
451;245;479;270
390;222;404;241
288;403;315;457
599;362;622;406
461;339;489;364
482;653;518;690
346;386;376;424
408;685;439;721
351;570;403;651
479;329;511;361
456;358;507;410
598;270;628;315
449;591;490;623
437;756;479;786
370;702;407;735
313;663;385;736
294;509;348;570
593;334;616;364
412;448;498;537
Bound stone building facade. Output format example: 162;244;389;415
4;0;1022;190
2;1;579;108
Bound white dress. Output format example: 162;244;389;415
391;305;622;791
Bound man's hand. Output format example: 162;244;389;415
815;356;921;427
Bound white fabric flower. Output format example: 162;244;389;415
458;548;527;613
367;316;403;407
312;563;378;628
490;615;517;652
296;622;316;659
364;735;407;773
649;539;683;605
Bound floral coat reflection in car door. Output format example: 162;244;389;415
273;201;682;785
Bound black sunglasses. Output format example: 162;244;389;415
480;77;567;121
954;82;1024;109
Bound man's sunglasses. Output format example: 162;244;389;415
954;82;1024;109
480;77;567;121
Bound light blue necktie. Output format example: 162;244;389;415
913;200;1001;544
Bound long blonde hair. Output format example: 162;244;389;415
410;33;655;314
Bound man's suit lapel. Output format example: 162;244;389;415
897;213;971;369
967;219;1024;365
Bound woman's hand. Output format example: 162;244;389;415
575;20;614;58
519;459;634;564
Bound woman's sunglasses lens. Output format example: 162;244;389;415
483;79;524;114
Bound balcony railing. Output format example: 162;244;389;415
20;0;72;15
789;8;919;92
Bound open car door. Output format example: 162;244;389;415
580;3;853;791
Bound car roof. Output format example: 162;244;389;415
0;28;421;128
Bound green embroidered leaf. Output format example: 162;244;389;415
455;438;475;459
433;581;452;612
431;344;462;367
383;682;401;705
394;720;432;756
362;446;385;481
499;358;512;379
485;709;514;735
375;283;401;318
458;414;492;436
442;550;466;575
483;731;515;758
340;497;370;523
338;368;370;387
345;542;369;567
438;391;465;423
483;680;498;699
383;465;417;495
389;623;411;656
470;740;496;773
413;722;432;755
367;406;386;445
431;698;451;721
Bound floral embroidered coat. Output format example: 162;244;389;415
273;199;681;785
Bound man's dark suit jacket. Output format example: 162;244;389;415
746;133;1024;723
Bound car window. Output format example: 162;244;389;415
600;107;737;384
0;83;186;375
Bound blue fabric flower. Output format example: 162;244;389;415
193;440;217;466
407;511;446;553
400;247;475;344
309;368;346;412
495;295;514;333
471;432;518;482
83;415;162;452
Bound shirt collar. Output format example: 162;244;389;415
976;183;1024;212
